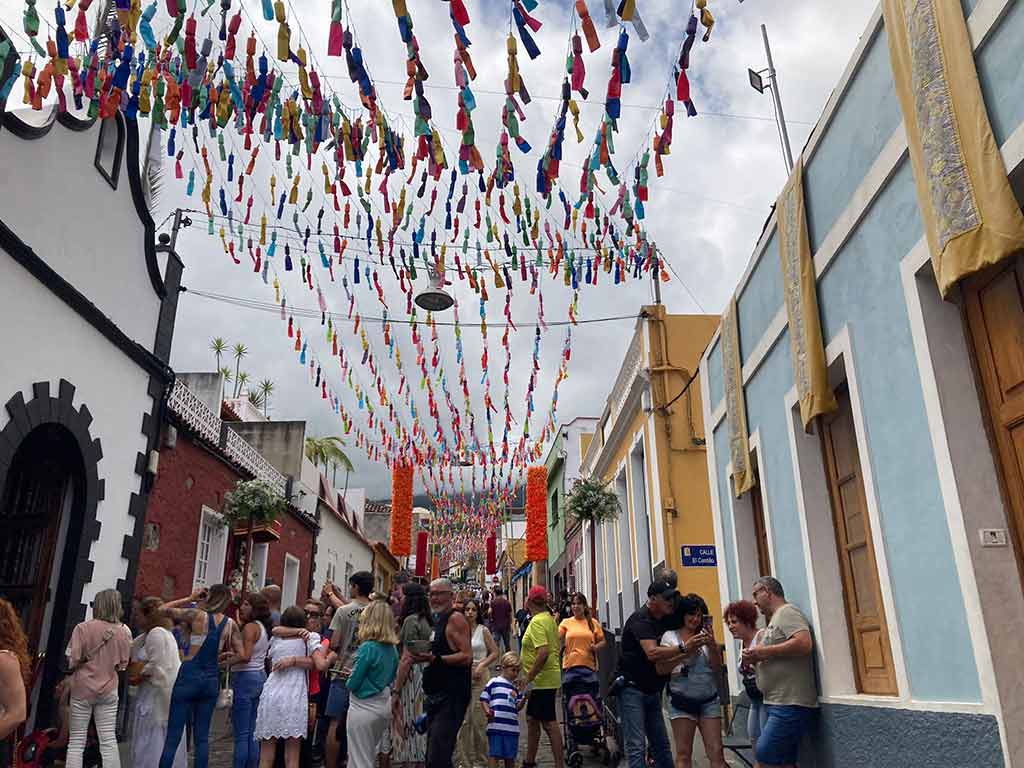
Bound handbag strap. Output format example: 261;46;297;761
72;626;116;671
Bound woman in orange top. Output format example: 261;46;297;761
557;594;605;671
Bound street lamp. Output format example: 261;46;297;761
748;24;794;171
415;266;454;312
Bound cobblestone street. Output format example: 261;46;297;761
179;705;742;768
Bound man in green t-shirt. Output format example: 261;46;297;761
741;576;816;768
520;586;564;768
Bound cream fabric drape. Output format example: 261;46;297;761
777;158;837;430
722;298;754;497
883;0;1024;297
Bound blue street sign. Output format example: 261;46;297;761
681;545;717;567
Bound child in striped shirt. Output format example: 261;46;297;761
480;651;527;768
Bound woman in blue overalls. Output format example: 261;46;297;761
159;584;243;768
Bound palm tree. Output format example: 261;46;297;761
219;366;233;400
210;337;228;370
247;388;264;410
305;436;353;488
235;371;250;399
232;343;248;397
258;378;275;417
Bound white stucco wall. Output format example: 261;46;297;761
0;110;160;350
0;255;153;608
312;509;373;594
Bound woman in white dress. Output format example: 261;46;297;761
253;606;323;768
129;597;186;768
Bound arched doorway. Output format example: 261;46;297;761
0;422;89;726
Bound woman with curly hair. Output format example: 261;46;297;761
0;598;30;768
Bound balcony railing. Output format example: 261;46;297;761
168;380;288;496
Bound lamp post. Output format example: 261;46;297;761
748;24;794;172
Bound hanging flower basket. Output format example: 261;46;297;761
219;479;287;540
231;519;283;543
566;476;621;526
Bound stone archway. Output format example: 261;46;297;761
0;379;103;725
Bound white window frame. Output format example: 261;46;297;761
193;506;229;590
282;553;301;609
250;543;270;591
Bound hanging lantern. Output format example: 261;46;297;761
526;465;548;562
415;530;429;577
486;534;496;575
389;463;414;557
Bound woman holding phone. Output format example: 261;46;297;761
658;594;727;768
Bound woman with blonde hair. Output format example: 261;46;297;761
346;598;400;768
66;588;132;768
129;597;185;768
0;597;30;768
159;584;243;768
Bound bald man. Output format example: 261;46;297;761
417;579;472;768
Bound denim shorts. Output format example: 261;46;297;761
325;678;351;718
667;697;721;722
756;704;814;765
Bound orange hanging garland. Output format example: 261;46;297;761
526;465;548;562
389;463;414;557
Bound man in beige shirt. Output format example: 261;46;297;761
740;577;816;768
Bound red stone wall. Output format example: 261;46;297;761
135;429;241;602
136;427;316;608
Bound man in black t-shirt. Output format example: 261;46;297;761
615;574;697;768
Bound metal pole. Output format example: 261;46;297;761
762;24;794;171
169;208;184;251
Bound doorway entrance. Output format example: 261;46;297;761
0;423;87;726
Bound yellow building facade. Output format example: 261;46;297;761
580;306;722;634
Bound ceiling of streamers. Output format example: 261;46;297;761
0;0;724;559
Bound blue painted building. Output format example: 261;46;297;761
701;3;1024;766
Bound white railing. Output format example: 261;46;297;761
168;380;221;444
224;429;288;496
609;329;643;422
168;380;288;496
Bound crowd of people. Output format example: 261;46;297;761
0;571;817;768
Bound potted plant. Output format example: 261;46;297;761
565;477;621;612
220;479;287;543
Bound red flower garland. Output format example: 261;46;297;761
526;465;548;562
389;463;414;557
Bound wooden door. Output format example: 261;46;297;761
820;386;898;696
963;256;1024;579
0;425;71;654
750;478;772;577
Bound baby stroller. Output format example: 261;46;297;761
562;667;611;767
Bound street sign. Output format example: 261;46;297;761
681;545;717;567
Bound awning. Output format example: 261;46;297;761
511;561;533;583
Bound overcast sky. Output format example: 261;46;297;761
1;0;879;499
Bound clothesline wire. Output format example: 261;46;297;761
183;286;644;328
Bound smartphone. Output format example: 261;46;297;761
702;615;713;634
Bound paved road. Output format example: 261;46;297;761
178;704;747;768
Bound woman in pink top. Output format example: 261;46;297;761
65;588;132;768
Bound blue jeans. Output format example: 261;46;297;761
756;704;814;766
161;672;219;768
618;685;672;768
231;670;266;768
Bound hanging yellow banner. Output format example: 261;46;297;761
883;0;1024;297
722;298;754;497
777;158;837;430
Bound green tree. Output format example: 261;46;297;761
210;337;228;370
219;366;233;400
258;378;275;417
232;343;248;397
305;436;353;488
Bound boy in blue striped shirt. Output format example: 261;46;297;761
480;651;527;768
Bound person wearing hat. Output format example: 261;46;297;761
519;586;564;768
615;573;699;768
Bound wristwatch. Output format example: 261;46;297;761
677;641;687;654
